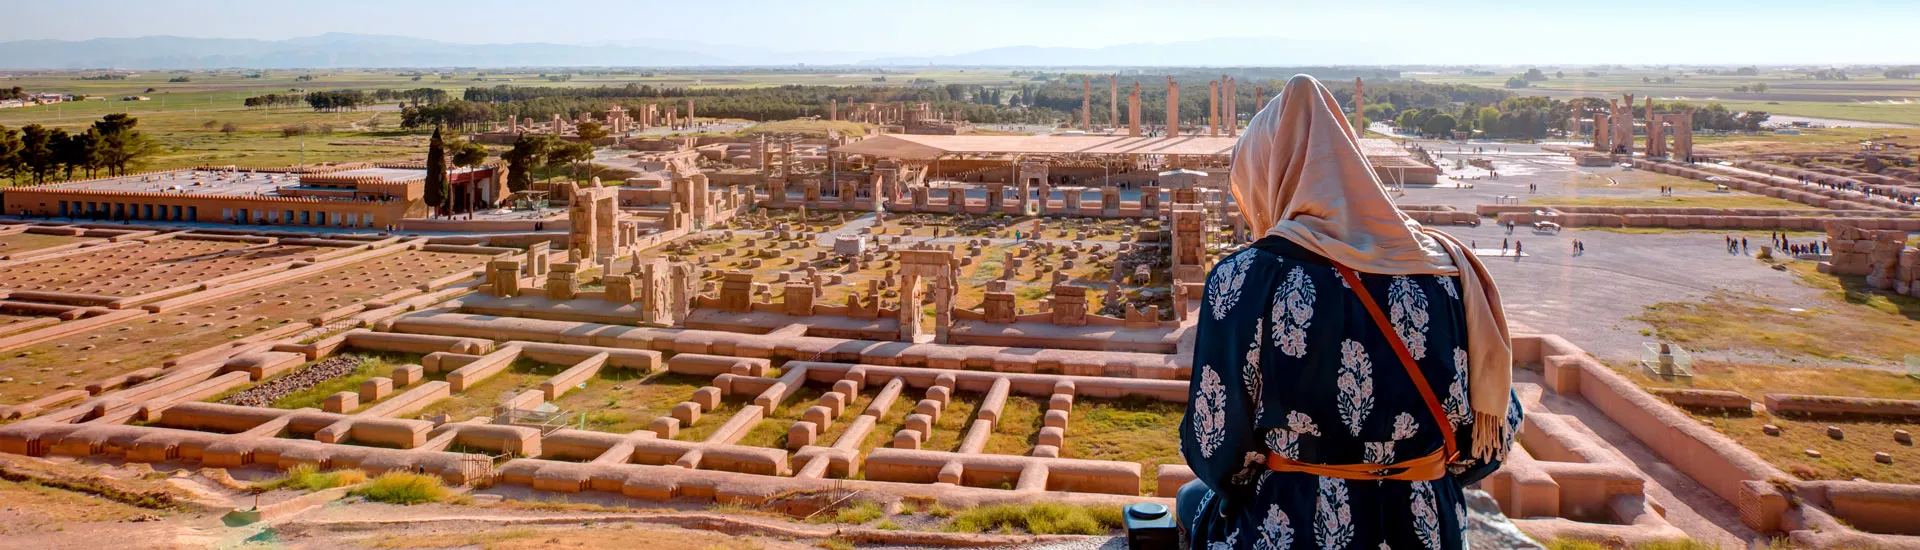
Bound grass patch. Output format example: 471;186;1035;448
808;500;885;524
1633;264;1920;365
266;352;420;411
1062;396;1186;495
252;464;366;492
943;502;1124;535
349;472;456;505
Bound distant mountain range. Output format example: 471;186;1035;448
0;33;727;69
0;33;1416;69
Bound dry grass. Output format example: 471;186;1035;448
364;525;770;550
0;478;158;533
943;502;1124;535
1632;264;1920;365
252;464;367;492
1061;396;1185;495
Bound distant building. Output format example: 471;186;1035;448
4;164;504;227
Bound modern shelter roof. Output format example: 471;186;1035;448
830;134;1242;160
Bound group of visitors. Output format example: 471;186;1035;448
1771;232;1827;256
1793;174;1920;206
1658;186;1677;196
1572;239;1587;256
1726;235;1749;254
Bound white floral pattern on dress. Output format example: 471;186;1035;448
1438;276;1458;300
1254;504;1295;550
1315;477;1354;550
1195;366;1228;458
1209;252;1254;321
1444;347;1471;428
1247;318;1265;418
1210;528;1241;550
1265;410;1323;460
1388;276;1431;360
1364;412;1420;464
1411;481;1442;550
1271;266;1315;358
1456;501;1469;549
1337;339;1375;437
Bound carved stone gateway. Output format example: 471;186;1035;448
569;182;620;267
896;249;957;344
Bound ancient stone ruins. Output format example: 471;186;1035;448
0;76;1916;548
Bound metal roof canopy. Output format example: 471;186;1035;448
830;134;1240;160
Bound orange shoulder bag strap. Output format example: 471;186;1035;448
1334;264;1458;461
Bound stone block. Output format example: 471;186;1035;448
1038;426;1066;447
926;385;951;407
788;421;817;450
819;391;848;417
833;378;860;396
1044;409;1071;430
1048;393;1074;412
934;373;957;390
1032;445;1060;458
672;401;702;425
359;377;393;403
905;413;934;435
914;399;942;421
649;416;680;439
892;429;921;449
323;391;358;413
692;387;722;410
803;405;834;429
391;364;425;387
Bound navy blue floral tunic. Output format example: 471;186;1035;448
1181;236;1523;550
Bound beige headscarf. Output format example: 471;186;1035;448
1229;75;1513;461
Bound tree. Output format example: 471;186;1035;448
90;114;157;176
1477;107;1501;136
425;127;448;216
1420;114;1457;137
574;120;607;143
1737;111;1771;132
1752;82;1768;94
543;141;593;183
55;129;100;180
0;125;22;183
1555;71;1565;79
502;134;550;192
1522;68;1548;82
221;122;240;136
18;125;61;184
1734;66;1760;76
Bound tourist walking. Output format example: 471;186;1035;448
1178;75;1520;550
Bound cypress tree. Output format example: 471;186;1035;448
425;126;447;215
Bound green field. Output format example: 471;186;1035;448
1413;68;1920;126
0;68;1029;184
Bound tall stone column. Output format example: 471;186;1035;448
1166;77;1180;137
985;183;1005;214
1109;74;1118;130
1082;78;1092;132
1208;80;1220;136
1128;82;1142;137
1353;77;1365;137
1226;76;1238;138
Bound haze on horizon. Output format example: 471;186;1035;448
3;0;1918;65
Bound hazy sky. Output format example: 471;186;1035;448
5;0;1917;63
